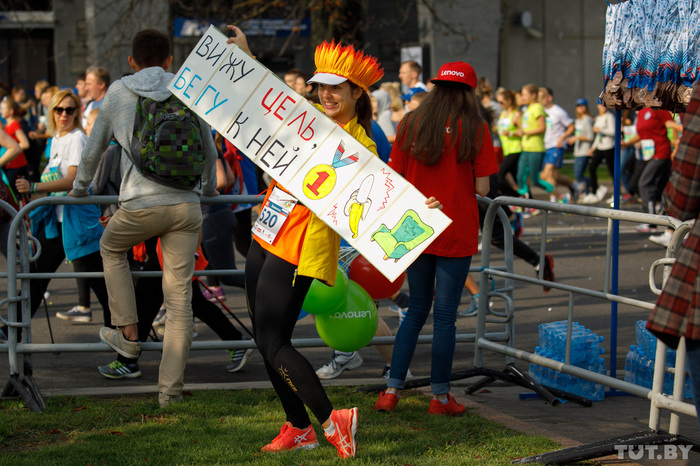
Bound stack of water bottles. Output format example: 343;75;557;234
624;321;692;399
529;321;606;401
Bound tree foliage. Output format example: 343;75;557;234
171;0;370;48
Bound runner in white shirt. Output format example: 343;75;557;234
539;87;575;202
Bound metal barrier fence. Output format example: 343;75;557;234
476;196;699;463
1;191;697;458
0;194;515;413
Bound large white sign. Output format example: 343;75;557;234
169;25;451;281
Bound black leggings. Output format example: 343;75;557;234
589;148;615;193
29;228;111;327
245;240;332;428
498;153;521;197
117;237;244;364
478;203;539;267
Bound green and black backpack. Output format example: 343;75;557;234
129;94;204;190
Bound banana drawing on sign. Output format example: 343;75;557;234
344;174;373;238
168;25;452;281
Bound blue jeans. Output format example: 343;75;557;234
573;156;590;193
388;254;472;395
685;339;700;432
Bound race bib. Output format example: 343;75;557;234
497;119;510;135
640;139;655;161
252;186;298;245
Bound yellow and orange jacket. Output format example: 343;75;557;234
256;114;377;286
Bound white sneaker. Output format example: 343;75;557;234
596;185;608;202
649;230;673;248
56;306;92;323
153;305;167;326
580;193;600;205
316;351;363;379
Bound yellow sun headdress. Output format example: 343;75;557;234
308;40;384;92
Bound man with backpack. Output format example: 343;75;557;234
71;29;218;408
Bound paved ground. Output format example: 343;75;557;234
2;186;699;465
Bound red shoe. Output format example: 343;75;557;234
542;254;555;293
261;422;319;452
428;393;466;416
374;390;399;412
325;408;358;458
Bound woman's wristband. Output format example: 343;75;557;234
31;182;37;194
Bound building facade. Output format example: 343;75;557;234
0;0;606;115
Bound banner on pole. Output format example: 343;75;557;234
169;25;451;281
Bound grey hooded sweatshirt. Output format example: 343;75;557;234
371;89;396;138
73;66;217;210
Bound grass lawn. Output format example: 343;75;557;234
559;153;613;184
0;386;560;465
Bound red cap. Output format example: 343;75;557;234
430;61;477;89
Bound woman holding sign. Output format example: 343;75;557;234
374;62;498;415
227;25;386;458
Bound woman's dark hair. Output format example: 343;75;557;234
396;82;485;165
349;81;373;136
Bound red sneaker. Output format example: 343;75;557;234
325;407;358;458
374;390;399;412
428;393;466;416
261;422;319;452
542;254;555;293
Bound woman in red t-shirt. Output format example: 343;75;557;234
0;98;30;194
374;62;498;416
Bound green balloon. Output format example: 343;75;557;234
315;280;378;352
302;266;348;316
